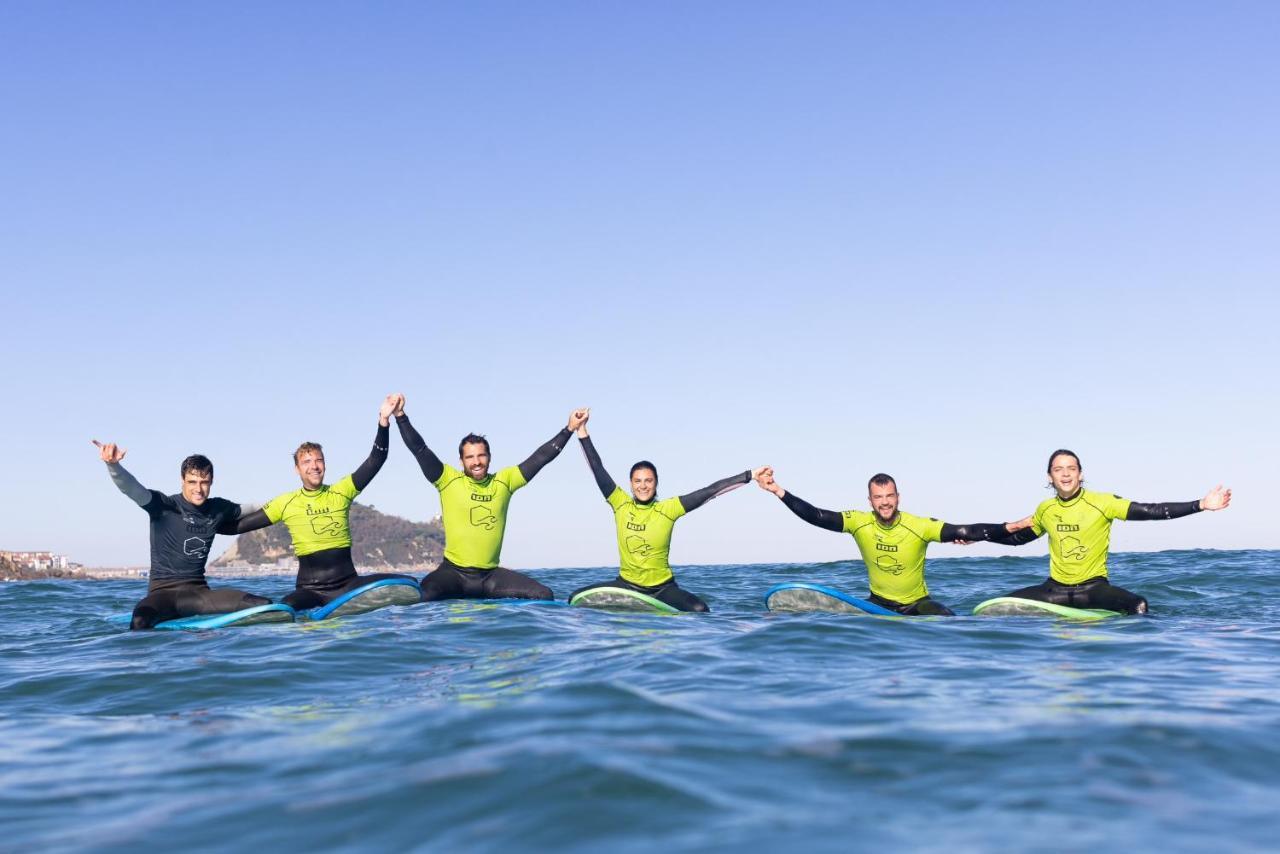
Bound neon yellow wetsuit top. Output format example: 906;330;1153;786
1029;489;1132;585
606;486;686;588
262;475;361;557
435;464;528;569
841;510;944;604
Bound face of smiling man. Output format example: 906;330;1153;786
868;479;900;523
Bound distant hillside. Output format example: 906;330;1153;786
213;503;444;569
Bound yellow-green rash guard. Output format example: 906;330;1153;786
606;487;686;588
262;475;361;558
435;463;528;569
841;510;945;604
1029;489;1132;585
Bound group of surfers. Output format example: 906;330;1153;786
94;394;1232;629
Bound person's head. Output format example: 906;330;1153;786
1046;449;1082;497
179;454;214;505
630;461;658;503
458;434;492;481
866;473;899;522
294;442;326;490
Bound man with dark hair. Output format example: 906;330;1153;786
93;440;270;630
393;395;587;601
756;470;1026;615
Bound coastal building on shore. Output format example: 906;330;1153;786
1;550;72;571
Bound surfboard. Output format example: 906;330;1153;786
971;597;1122;620
301;578;422;620
763;583;899;616
108;603;297;630
568;586;681;614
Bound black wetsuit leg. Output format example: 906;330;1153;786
480;567;554;601
285;547;416;608
1007;576;1148;615
131;582;271;630
421;558;552;601
648;580;709;613
569;576;708;613
868;592;956;616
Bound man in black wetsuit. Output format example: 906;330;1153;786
94;440;270;630
393;395;586;601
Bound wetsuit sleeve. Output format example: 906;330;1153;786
350;422;391;491
223;508;274;535
778;490;845;533
105;462;153;508
395;415;445;483
517;427;573;482
939;522;1024;543
578;436;618;499
1125;500;1203;521
985;527;1043;546
678;471;751;513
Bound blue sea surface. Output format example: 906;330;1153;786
3;550;1279;852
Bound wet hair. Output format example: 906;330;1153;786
630;460;658;484
293;442;324;465
459;433;491;458
1046;449;1081;473
181;454;213;478
867;472;897;493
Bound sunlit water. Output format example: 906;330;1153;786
3;550;1279;852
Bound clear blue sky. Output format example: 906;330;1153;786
2;2;1275;569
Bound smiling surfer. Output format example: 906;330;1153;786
230;395;417;609
981;449;1232;614
570;411;769;612
394;395;584;601
93;441;272;630
755;470;1025;616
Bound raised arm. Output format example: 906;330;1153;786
679;468;762;513
350;395;397;491
93;440;152;508
393;396;445;483
753;470;844;533
1127;485;1230;520
517;408;587;482
576;415;617;499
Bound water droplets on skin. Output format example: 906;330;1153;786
3;550;1280;850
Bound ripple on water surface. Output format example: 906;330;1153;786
3;552;1280;851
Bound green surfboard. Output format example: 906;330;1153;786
568;587;681;614
972;597;1121;620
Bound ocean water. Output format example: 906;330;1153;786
3;550;1279;853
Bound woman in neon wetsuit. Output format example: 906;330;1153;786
571;410;767;612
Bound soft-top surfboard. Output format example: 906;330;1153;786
301;578;422;620
568;586;681;614
764;583;899;616
971;597;1121;620
108;602;297;631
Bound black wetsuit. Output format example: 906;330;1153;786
106;463;270;630
397;414;567;601
234;422;416;609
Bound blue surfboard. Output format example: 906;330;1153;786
300;578;422;620
764;583;899;616
108;603;297;631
